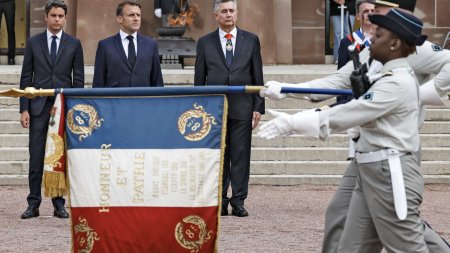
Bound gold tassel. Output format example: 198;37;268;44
43;171;67;197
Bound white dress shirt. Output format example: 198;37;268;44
218;27;237;57
47;29;63;53
119;30;138;58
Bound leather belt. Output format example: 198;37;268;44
355;149;408;220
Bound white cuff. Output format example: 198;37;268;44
290;109;320;138
420;79;445;106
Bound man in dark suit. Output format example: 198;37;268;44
194;0;265;217
0;0;16;64
154;0;188;17
19;0;84;219
93;0;163;88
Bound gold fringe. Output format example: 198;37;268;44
43;171;68;197
215;95;228;253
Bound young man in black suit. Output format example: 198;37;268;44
194;0;265;217
0;0;16;64
19;0;84;219
93;0;163;88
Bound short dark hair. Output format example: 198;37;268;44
116;0;142;16
213;0;237;12
45;0;68;16
356;0;371;14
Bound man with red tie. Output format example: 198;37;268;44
194;0;265;217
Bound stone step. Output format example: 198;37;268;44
1;121;450;134
0;97;19;109
260;108;450;122
2;160;449;175
7;147;450;161
250;147;450;161
263;98;450;110
0;147;29;161
3;95;450;110
0;109;20;121
0;134;28;147
249;161;450;175
251;134;450;148
0;122;28;134
5;107;450;122
2;174;449;186
3;133;450;148
2;147;450;163
0;161;28;175
0;162;450;185
249;175;450;185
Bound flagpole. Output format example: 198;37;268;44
0;86;352;97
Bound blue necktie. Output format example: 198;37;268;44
127;35;136;68
225;33;233;67
50;35;57;65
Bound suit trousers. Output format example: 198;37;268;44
322;154;450;252
222;118;252;207
0;0;15;58
337;154;429;253
27;98;65;208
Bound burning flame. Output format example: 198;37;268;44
168;2;199;27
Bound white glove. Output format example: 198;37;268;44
258;109;320;140
260;81;286;100
154;8;162;18
260;81;311;101
258;110;293;139
346;127;360;139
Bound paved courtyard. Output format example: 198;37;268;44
1;184;449;252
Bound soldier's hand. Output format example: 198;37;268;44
154;8;162;18
20;111;30;128
260;81;287;100
258;110;294;139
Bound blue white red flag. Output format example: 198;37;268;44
65;95;227;253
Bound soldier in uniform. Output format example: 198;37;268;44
261;0;450;252
259;8;429;252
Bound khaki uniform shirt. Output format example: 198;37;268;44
305;41;450;101
317;58;420;153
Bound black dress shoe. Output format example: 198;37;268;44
231;204;249;217
8;58;15;65
54;206;70;219
221;206;228;216
21;205;39;219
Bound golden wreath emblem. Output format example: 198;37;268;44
175;215;213;253
67;104;104;141
44;132;64;168
178;103;217;141
74;216;100;253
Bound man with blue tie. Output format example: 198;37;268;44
19;0;84;219
93;0;163;88
194;0;265;217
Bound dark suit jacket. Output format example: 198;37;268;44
194;28;265;120
92;33;163;88
337;35;354;70
19;31;84;115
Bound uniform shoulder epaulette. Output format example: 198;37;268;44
315;105;331;112
382;71;393;77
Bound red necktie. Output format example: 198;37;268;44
225;33;233;67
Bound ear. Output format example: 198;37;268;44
390;37;401;51
117;15;123;24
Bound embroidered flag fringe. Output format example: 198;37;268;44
43;94;68;197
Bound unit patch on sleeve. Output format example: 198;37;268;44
431;44;443;51
363;92;373;101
